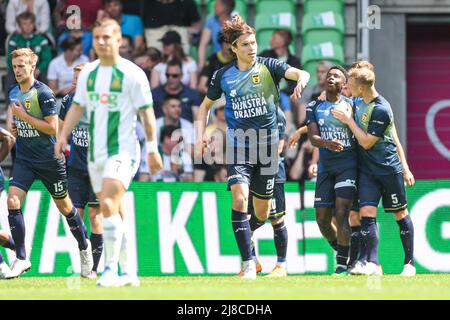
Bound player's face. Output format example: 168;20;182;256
347;77;362;97
325;69;346;94
232;33;257;65
12;56;35;84
93;25;122;59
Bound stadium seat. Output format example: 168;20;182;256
254;12;297;53
301;42;345;85
302;0;344;15
206;0;248;21
255;0;295;15
301;11;344;45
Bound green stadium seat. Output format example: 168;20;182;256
254;12;297;53
301;11;344;45
255;0;295;15
302;0;344;15
206;0;248;21
302;41;344;84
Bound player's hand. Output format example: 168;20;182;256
8;122;17;138
54;136;68;160
325;139;344;152
291;80;306;101
317;91;326;101
331;106;352;124
194;134;209;162
308;163;318;178
11;102;28;120
147;151;163;175
403;167;415;188
288;130;301;149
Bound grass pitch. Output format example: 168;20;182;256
1;274;449;300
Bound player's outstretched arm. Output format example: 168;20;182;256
194;97;215;161
331;107;379;150
139;107;163;175
392;124;415;187
285;68;310;100
54;102;84;159
0;127;15;162
288;125;308;149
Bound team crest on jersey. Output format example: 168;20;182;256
25;99;31;109
318;119;325;126
88;78;93;88
111;78;122;91
362;113;368;122
252;73;260;84
230;89;237;97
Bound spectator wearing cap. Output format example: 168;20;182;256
98;0;144;55
152;59;201;123
47;37;89;98
198;32;234;96
6;0;50;35
197;0;235;71
142;0;201;54
150;31;198;90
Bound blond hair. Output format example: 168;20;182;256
11;48;38;65
350;60;375;71
348;67;375;87
93;18;122;35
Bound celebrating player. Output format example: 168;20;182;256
332;62;415;276
59;63;103;279
55;19;163;287
6;48;93;279
195;15;309;279
305;65;356;275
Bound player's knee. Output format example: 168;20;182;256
54;197;73;215
7;195;21;209
349;210;361;226
271;217;284;226
394;209;408;221
232;196;247;212
100;198;117;215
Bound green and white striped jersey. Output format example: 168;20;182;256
73;58;153;163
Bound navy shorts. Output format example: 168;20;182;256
67;167;99;209
248;182;286;220
10;158;68;199
314;167;358;208
227;163;276;199
359;171;407;213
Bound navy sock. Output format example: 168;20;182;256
361;217;379;264
65;208;88;251
232;210;252;261
336;245;350;269
8;209;26;260
249;214;266;232
272;221;288;263
90;233;103;272
397;215;414;265
349;226;361;266
328;240;338;251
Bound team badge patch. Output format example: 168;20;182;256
252;73;260;84
111;78;122;91
362;113;368;122
25;100;31;109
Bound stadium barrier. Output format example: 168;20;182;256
0;180;449;276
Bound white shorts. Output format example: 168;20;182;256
88;153;140;194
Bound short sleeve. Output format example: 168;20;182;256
206;69;223;101
260;57;290;84
131;67;153;110
204;15;215;31
305;100;318;125
367;106;391;137
73;67;89;108
38;88;57;117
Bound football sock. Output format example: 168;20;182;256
328;240;338;251
336;245;350;269
349;226;361;266
232;210;252;262
119;220;135;276
3;234;15;251
8;209;26;260
272;221;288;263
361;217;379;264
90;233;103;272
65;207;88;250
249;214;266;232
103;214;124;274
397;215;414;265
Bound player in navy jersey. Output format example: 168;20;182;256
195;15;310;279
5;48;93;278
305;65;357;275
332;61;416;276
0;127;16;278
244;108;289;277
59;63;102;279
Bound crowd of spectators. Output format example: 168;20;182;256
1;0;325;185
